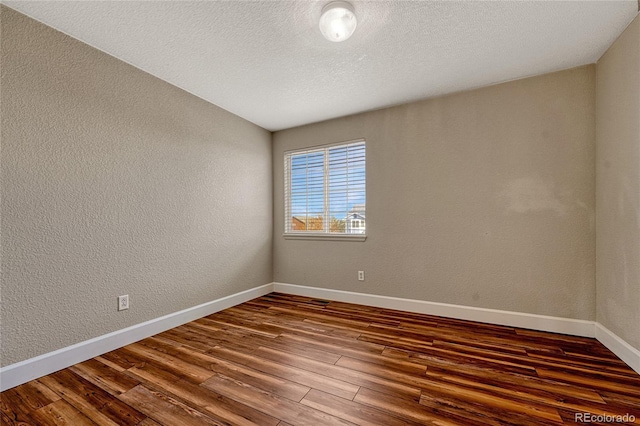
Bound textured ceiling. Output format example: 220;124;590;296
3;1;638;131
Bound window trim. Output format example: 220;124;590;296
284;138;366;242
282;233;366;242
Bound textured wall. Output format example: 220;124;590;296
1;7;272;366
596;15;640;351
273;66;596;320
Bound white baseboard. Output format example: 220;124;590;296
4;282;639;391
595;323;640;375
0;283;274;391
273;283;595;337
274;283;640;374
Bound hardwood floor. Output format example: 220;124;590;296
2;292;640;425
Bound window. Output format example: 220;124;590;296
284;140;366;240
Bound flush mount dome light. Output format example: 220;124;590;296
319;1;357;42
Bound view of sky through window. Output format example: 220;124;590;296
286;141;365;233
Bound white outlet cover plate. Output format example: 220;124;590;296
118;295;129;311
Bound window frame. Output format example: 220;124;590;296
283;139;366;242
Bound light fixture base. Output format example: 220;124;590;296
321;1;354;16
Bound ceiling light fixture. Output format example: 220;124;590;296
319;1;357;42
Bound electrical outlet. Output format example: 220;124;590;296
118;295;129;311
358;271;365;281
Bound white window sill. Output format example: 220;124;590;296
283;233;367;242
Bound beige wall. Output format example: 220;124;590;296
596;15;640;351
1;7;273;366
273;66;596;320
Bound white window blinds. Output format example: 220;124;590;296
284;140;366;235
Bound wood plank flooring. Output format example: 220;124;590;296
2;292;640;425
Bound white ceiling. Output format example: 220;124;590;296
3;1;638;131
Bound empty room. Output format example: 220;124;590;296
1;0;639;424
